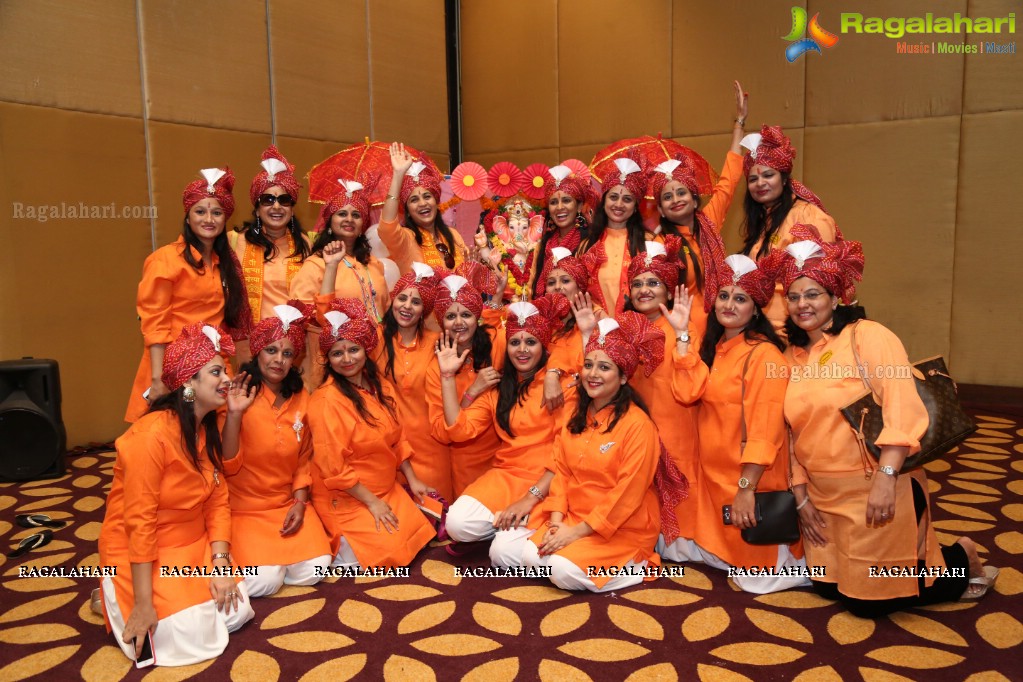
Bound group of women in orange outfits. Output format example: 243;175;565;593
103;90;998;665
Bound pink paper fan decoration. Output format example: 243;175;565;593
487;162;525;198
522;163;551;201
449;161;488;201
561;159;591;182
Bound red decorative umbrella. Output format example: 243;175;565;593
589;134;717;198
307;139;442;208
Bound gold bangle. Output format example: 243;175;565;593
386;194;398;201
734;118;746;127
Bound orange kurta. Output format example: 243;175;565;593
631;316;701;539
307;378;434;567
748;200;837;335
230;231;310;324
98;410;237;622
439;371;576;513
425;322;507;496
547;325;584;377
595;228;631;316
784;320;939;599
126;237;226;422
673;334;801;567
224;387;331;567
679;151;744;339
380;329;453;501
377;216;467;274
528;404;661;588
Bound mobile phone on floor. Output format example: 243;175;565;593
135;631;155;668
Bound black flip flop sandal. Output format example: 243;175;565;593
15;514;67;529
6;529;54;558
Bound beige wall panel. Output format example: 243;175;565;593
560;142;608;168
468;149;561;171
274;136;361;228
806;0;966;126
0;104;150;444
460;0;558;155
672;0;805;136
559;0;671;147
963;0;1023;114
0;0;142;116
803;118;960;362
424;150;452;175
270;0;371;141
951;111;1023;386
368;0;449;154
147;122;271;246
140;0;271;133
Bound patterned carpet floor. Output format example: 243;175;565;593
0;411;1021;681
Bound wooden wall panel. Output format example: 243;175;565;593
368;0;449;155
270;0;371;141
673;0;805;136
140;0;271;132
460;0;558;155
0;0;142;116
963;0;1023;114
803;118;960;361
470;149;562;172
806;0;966;126
558;0;671;147
0;104;150;443
952;111;1023;385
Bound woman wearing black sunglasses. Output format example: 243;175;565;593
232;147;311;350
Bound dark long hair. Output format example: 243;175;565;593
700;302;785;368
582;190;646;257
149;389;223;473
495;348;549;437
380;306;425;381
404;200;459;256
534;212;590;280
240;210;311;263
568;381;649;435
239;358;304;400
311;226;372;265
658;199;705;291
323;355;396;425
181;218;247;330
469;323;495;372
785;304;868;349
741;174;795;260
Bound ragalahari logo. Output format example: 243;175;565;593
783;7;840;61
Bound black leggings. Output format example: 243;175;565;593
810;477;969;618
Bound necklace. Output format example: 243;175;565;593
342;256;382;322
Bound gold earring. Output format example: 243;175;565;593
183;386;196;403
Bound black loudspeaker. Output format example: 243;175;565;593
0;358;67;482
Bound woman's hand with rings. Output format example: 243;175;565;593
210;576;242;614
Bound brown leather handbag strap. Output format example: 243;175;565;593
846;322;877;476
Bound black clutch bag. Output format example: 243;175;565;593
840;323;976;471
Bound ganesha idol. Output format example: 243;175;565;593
474;196;544;302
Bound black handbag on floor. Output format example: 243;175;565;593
727;348;801;546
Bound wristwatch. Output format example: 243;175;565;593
528;486;545;501
737;477;757;492
877;465;898;478
676;331;690;344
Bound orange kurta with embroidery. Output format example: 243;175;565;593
126;237;226;422
223;387;331;567
528;404;661;588
230;231;310;324
748;200;837;335
630;316;701;539
380;329;453;501
784;320;939;599
377;216;467;274
307;378;434;567
425;322;507;496
98;410;237;623
439;371;576;513
673;334;801;567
